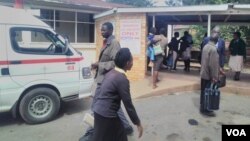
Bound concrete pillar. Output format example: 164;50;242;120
207;14;211;36
167;24;173;43
152;15;155;27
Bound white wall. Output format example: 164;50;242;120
71;43;96;64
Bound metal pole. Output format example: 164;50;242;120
53;10;56;30
207;14;211;36
75;12;77;43
151;15;155;76
152;15;155;27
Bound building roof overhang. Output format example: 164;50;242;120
0;0;131;13
94;4;250;25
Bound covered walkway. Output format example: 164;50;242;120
96;4;250;36
94;4;250;81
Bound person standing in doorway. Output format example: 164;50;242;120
228;31;246;81
151;28;168;89
180;31;193;72
80;22;133;141
92;48;143;141
200;31;221;116
168;32;180;70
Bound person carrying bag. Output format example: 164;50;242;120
204;83;220;111
153;43;164;56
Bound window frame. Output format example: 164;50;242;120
39;9;95;44
10;27;72;56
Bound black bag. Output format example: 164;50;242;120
204;83;220;111
218;74;226;88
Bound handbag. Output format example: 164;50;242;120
153;44;163;55
218;74;226;88
204;83;220;111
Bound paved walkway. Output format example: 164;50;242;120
128;92;250;141
131;66;250;99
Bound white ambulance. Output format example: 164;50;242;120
0;6;93;124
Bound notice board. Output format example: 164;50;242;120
120;19;141;55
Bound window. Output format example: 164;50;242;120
77;12;95;43
10;28;68;55
56;22;75;43
57;10;75;21
77;23;94;43
77;13;94;23
40;9;54;20
39;9;95;43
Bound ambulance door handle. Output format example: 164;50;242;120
65;62;75;65
10;60;21;64
1;68;10;75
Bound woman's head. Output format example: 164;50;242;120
233;31;241;39
174;32;179;38
115;48;133;71
149;27;157;35
159;28;167;36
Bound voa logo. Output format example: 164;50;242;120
226;129;247;136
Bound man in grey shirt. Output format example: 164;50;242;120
200;30;220;116
80;22;133;141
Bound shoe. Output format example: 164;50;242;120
79;131;93;141
125;126;134;135
234;78;240;81
161;64;168;69
201;110;215;117
234;76;240;81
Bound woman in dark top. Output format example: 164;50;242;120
92;48;143;141
228;31;246;81
168;32;180;70
180;31;193;72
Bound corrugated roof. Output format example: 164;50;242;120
94;4;230;19
94;4;250;25
48;0;131;9
0;0;131;12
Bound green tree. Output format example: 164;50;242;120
189;25;207;47
165;0;182;6
165;0;250;46
182;0;224;5
107;0;153;7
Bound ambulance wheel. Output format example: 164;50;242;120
19;87;60;124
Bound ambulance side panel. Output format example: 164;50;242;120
0;24;22;112
6;25;81;99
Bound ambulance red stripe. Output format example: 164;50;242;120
0;61;9;65
0;57;84;65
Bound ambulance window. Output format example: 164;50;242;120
10;28;68;55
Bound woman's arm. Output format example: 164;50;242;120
117;76;141;125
